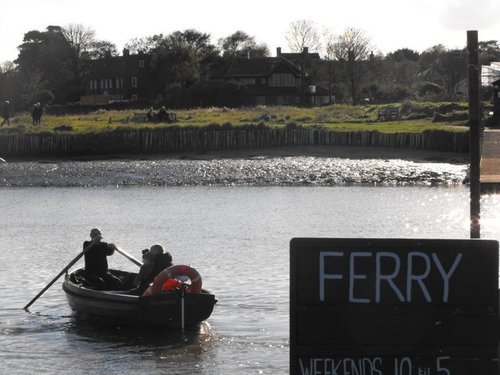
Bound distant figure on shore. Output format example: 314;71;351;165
147;107;155;122
157;106;168;122
31;103;42;126
1;100;10;126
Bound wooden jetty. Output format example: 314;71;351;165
480;129;500;193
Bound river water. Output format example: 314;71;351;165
1;154;499;374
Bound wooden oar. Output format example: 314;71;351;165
24;241;96;311
114;246;143;267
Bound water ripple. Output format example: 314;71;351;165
0;155;467;187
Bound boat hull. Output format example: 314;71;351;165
62;270;216;328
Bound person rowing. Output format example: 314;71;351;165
82;228;121;290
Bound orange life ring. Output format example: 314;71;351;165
161;278;182;292
142;265;203;296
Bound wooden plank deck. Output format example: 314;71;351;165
480;129;500;191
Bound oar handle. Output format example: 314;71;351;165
24;241;96;311
115;247;143;267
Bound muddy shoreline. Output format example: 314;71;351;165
1;145;469;164
0;146;468;188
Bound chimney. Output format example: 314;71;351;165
123;48;130;57
277;47;282;57
302;47;309;54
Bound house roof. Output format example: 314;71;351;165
84;53;152;73
220;57;304;78
280;52;321;61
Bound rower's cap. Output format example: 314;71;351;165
150;244;164;255
90;228;102;239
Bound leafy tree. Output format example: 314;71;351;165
418;44;447;79
0;63;23;109
478;40;500;65
435;48;467;99
218;31;269;58
17;69;47;108
33;89;55;106
370;48;420;101
124;35;165;54
386;48;420;62
418;45;467;100
15;26;74;104
87;40;118;59
151;30;221;104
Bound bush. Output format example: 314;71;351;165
362;84;414;103
432;112;468;122
400;101;434;118
417;82;445;101
183;80;249;108
54;125;73;132
33;90;55;106
285;122;300;129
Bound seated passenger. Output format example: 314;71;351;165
129;244;173;295
149;244;173;276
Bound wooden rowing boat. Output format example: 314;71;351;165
62;268;217;328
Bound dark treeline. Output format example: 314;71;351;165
0;23;499;111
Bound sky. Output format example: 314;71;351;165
1;0;500;63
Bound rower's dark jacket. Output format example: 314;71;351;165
83;241;115;276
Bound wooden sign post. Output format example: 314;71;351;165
290;238;499;375
467;30;481;238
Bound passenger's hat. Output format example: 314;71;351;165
150;244;164;255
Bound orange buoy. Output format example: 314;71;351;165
142;265;203;296
161;278;182;292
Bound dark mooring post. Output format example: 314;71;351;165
467;30;481;238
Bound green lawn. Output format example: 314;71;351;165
1;102;470;135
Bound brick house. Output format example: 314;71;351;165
80;47;330;107
216;47;330;106
80;49;163;105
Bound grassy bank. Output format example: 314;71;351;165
0;102;470;135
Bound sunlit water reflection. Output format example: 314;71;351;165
0;156;498;374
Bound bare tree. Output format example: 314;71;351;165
332;27;374;105
61;24;100;100
286;20;321;52
323;29;337;104
0;61;15;74
62;23;96;58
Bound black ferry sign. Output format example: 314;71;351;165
290;238;499;375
